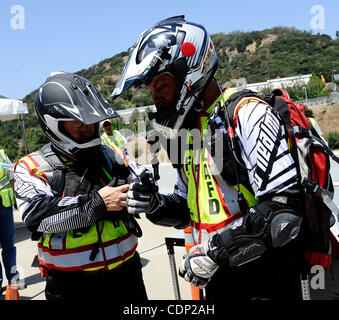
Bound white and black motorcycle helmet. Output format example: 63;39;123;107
111;15;218;137
35;71;119;158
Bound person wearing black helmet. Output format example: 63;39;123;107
112;16;309;300
14;72;148;300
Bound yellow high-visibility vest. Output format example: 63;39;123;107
0;149;15;207
16;151;137;271
183;89;259;244
101;132;129;166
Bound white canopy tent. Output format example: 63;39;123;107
0;98;29;154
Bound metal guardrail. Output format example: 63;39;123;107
297;92;339;106
117;105;155;123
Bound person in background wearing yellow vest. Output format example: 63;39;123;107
14;72;147;300
0;149;22;295
112;16;308;300
295;103;324;137
101;120;128;155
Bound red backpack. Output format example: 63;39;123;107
272;88;339;268
209;87;339;268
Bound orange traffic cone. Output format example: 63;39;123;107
184;227;201;300
5;284;20;300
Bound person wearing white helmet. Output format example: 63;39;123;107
14;72;147;300
112;16;309;300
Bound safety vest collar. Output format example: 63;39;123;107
205;88;238;115
17;153;50;184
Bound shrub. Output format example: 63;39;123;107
325;131;339;150
133;142;143;159
304;108;314;117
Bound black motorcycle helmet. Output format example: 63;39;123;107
35;71;119;159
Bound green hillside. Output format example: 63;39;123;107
2;26;339;161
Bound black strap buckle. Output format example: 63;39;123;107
301;177;319;193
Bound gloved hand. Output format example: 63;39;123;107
178;241;219;288
127;169;163;216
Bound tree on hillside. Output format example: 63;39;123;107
3;26;338;160
25;127;49;155
1;137;19;161
306;73;328;99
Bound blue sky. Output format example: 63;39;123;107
0;0;338;100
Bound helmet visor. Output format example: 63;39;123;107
111;33;177;100
136;33;176;63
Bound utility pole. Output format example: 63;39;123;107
19;114;29;154
332;69;337;92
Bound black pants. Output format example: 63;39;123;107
45;252;148;300
206;240;307;300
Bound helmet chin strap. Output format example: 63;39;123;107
71;145;102;165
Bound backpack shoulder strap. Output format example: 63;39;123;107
273;96;303;183
39;143;66;195
223;89;263;128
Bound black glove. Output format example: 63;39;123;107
127;169;164;216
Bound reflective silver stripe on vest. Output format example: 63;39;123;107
38;233;138;270
191;227;209;244
184;230;194;244
38;244;105;270
49;233;66;250
0;177;10;189
105;235;138;261
190;217;243;244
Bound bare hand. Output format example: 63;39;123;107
98;184;130;211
